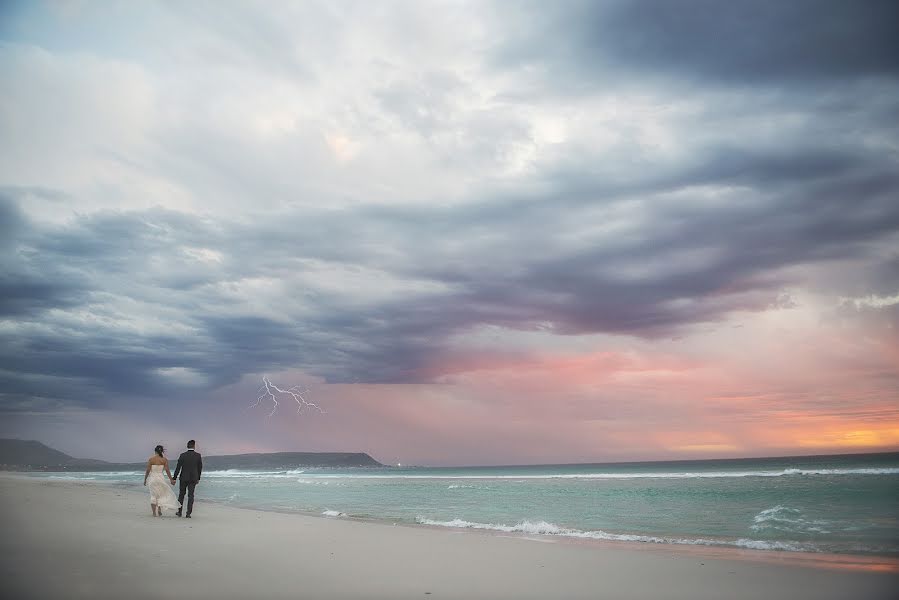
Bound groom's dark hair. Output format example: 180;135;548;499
187;440;196;449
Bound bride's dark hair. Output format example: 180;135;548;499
154;445;164;457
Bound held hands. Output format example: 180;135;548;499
170;478;176;485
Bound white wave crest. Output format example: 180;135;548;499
750;505;832;534
414;517;821;553
43;471;138;479
204;469;306;479
276;467;899;481
734;538;806;552
322;510;346;517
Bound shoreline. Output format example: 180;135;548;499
2;475;898;599
9;472;899;574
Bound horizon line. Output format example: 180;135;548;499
5;438;898;469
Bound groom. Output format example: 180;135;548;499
173;439;203;518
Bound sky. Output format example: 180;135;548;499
1;0;898;465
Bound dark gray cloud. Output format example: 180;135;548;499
2;128;897;404
496;0;899;86
0;194;91;317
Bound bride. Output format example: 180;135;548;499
143;444;180;517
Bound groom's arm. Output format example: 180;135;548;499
197;454;202;481
173;455;183;480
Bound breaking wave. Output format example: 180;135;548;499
203;469;306;479
750;505;833;534
267;467;899;480
414;517;818;553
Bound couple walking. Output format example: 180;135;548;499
143;440;203;518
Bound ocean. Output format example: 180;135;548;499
34;452;899;557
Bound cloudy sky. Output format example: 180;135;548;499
1;1;897;465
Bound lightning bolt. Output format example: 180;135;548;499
248;375;323;418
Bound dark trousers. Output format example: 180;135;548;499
178;480;197;515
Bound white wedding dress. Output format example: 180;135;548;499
147;464;180;511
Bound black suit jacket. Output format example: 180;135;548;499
174;449;203;483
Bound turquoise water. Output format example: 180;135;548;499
36;453;899;557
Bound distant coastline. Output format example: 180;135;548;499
0;439;383;471
2;438;897;472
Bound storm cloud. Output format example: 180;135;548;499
1;0;897;459
495;0;899;86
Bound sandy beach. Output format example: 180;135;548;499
1;475;896;600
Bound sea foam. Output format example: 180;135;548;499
204;469;306;479
750;505;832;534
272;467;899;480
414;517;819;553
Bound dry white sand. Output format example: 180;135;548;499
1;475;896;599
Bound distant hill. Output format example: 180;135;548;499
0;439;382;471
0;439;109;469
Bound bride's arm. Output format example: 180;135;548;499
143;460;151;486
164;458;174;484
